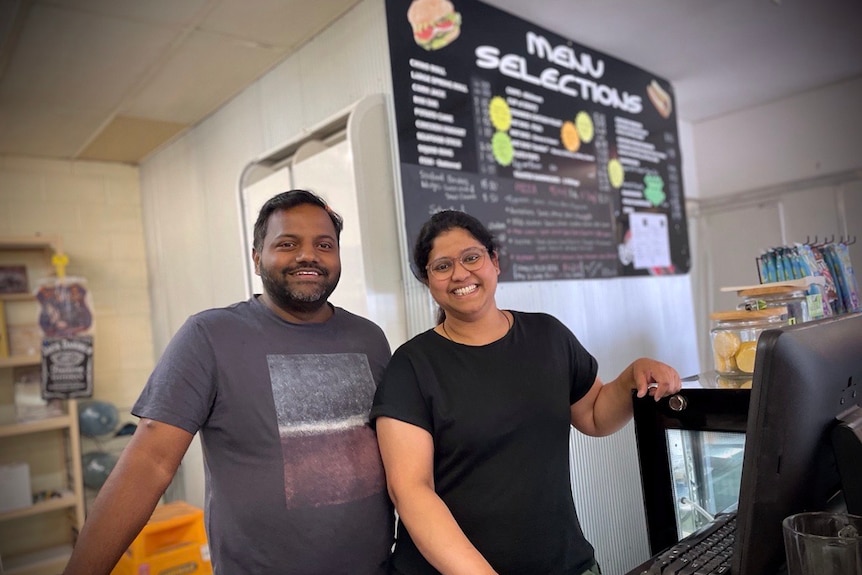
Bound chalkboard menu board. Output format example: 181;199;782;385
386;0;690;281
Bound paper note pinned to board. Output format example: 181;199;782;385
630;212;671;269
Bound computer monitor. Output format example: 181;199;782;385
732;312;862;575
632;312;862;575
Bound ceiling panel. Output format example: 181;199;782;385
200;0;360;49
78;115;187;163
0;102;106;157
121;28;286;123
0;4;177;109
38;0;210;27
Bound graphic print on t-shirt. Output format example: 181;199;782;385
268;353;385;509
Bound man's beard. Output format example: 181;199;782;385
259;263;340;314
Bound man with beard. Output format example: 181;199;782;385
63;190;395;575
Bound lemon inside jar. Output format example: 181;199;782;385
735;341;758;373
710;308;787;378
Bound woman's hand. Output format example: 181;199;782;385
571;358;681;436
630;358;682;401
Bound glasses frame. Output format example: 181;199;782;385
426;247;489;280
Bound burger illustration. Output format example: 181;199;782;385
407;0;462;51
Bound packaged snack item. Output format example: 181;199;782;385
738;284;810;324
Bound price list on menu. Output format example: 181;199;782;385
386;0;690;281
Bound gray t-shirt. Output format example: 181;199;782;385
133;297;394;575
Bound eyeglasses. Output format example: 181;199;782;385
426;248;488;280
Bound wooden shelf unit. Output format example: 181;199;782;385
0;413;74;438
0;235;84;575
0;355;41;368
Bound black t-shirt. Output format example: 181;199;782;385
371;311;598;575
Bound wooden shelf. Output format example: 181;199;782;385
0;493;78;523
0;354;41;368
0;414;72;438
0;293;35;302
0;236;58;253
2;544;73;575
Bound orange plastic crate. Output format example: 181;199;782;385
111;501;212;575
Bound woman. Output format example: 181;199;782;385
371;210;681;575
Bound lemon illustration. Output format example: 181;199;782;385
489;96;512;132
607;158;624;188
491;132;514;167
575;111;594;143
560;121;580;152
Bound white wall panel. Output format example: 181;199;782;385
141;137;210;355
571;428;650;572
781;186;847;245
841;181;862;275
258;57;306;152
294;0;392;129
194;87;268;307
693;75;862;199
496;277;700;378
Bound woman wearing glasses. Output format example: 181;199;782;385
371;210;681;575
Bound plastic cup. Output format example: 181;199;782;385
782;511;862;575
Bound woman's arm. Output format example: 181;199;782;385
570;358;681;437
376;417;498;575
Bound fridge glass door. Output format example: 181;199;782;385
666;429;746;538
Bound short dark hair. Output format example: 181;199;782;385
411;210;499;282
253;189;343;252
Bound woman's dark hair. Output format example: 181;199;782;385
253;189;343;252
412;210;499;282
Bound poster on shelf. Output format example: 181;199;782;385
0;265;28;294
35;276;94;337
34;275;95;398
385;0;690;281
41;336;94;399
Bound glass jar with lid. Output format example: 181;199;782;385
737;285;810;325
710;308;788;378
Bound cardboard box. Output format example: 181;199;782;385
0;462;32;512
111;501;212;575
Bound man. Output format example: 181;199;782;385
63;190;394;575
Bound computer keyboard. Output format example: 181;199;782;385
637;511;737;575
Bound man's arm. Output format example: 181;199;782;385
63;418;194;575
